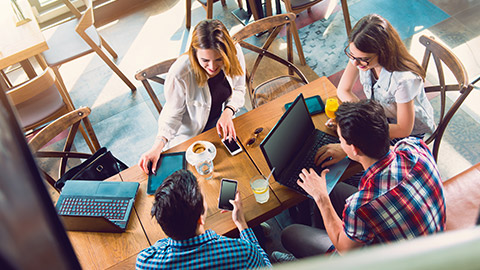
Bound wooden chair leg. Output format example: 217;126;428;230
99;36;118;59
290;20;306;65
340;0;352;35
207;0;214;19
236;0;243;9
35;54;48;70
91;46;136;91
51;66;73;109
220;0;226;6
186;0;192;28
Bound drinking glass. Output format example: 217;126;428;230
250;175;269;204
325;97;339;119
195;159;214;180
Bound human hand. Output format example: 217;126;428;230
314;143;347;168
216;109;236;142
297;168;329;202
138;143;163;175
224;192;248;231
325;118;337;130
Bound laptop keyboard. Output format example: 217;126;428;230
283;131;339;196
58;197;130;221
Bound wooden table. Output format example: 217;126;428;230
0;0;47;89
67;77;360;269
234;77;361;208
68;127;283;270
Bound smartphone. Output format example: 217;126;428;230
222;138;242;156
218;179;238;211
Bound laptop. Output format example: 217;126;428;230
260;93;351;197
56;180;139;233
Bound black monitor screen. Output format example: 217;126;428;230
0;90;80;269
260;94;314;179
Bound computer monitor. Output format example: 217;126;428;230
0;90;81;269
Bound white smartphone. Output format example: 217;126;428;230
222;138;242;156
218;179;238;211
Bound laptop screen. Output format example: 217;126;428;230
260;94;315;179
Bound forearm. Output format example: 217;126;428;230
388;123;412;139
315;195;347;252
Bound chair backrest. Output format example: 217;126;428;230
28;107;100;191
6;67;75;131
419;35;474;160
232;13;308;108
134;58;177;114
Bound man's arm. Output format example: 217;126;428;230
229;192;272;267
297;168;363;254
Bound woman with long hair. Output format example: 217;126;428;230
138;19;245;174
336;14;435;139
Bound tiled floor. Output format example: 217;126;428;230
8;0;480;261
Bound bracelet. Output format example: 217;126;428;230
156;136;168;145
225;105;236;116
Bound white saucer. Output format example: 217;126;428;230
185;141;216;166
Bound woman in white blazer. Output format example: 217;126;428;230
138;19;246;174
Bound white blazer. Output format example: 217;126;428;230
157;43;246;148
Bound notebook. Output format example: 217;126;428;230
56;180;139;233
260;94;351;197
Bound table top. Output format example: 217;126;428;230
0;0;48;70
67;76;360;269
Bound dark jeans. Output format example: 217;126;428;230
281;182;357;258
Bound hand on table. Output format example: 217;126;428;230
217;109;236;142
314;143;347;168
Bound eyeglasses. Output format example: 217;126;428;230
344;46;376;67
245;127;264;146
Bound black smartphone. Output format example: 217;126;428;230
218;179;238;211
222;138;242;156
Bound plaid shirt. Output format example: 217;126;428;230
136;228;271;269
343;137;446;245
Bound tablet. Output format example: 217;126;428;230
147;152;186;195
285;95;325;115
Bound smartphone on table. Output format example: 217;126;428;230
218;179;238;211
222;138;242;156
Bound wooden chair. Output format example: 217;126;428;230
6;66;96;153
232;13;309;108
281;0;352;35
38;0;136;92
186;0;243;29
419;35;474;161
28;107;100;192
134;58;177;114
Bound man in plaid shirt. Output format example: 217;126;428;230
277;100;445;260
136;170;271;269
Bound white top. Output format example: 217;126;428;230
359;68;435;135
157;43;246;148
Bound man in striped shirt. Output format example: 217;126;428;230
136;169;271;269
277;100;445;260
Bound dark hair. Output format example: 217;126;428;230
349;14;425;80
335;100;390;159
151;170;204;240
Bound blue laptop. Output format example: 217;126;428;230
56;180;139;233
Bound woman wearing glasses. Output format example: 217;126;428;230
336;14;435;140
138;19;245;174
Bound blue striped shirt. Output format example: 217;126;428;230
136;228;272;269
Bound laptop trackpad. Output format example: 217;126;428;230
96;182;121;196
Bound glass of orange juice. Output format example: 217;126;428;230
325;97;339;119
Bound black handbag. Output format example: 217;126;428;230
55;147;128;190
